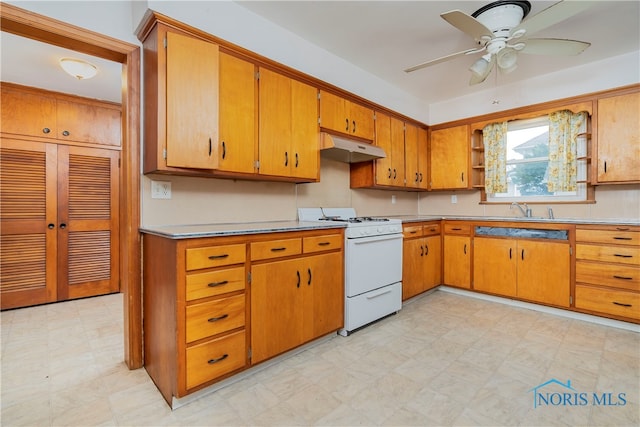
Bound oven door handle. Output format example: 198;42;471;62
351;234;402;244
366;289;392;299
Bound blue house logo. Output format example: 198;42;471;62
529;378;627;408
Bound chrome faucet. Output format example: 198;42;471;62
511;202;532;218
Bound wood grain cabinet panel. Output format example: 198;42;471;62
429;125;470;190
402;222;442;300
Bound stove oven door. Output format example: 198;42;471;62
345;233;403;297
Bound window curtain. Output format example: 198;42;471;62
483;121;508;194
547;110;588;192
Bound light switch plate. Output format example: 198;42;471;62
151;180;171;199
451;195;457;204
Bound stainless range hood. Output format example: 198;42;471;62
320;132;386;163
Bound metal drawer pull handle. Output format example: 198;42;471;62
464;244;467;255
352;120;356;133
409;231;418;234
616;227;630;231
208;354;229;364
452;228;462;231
613;301;632;307
209;138;212;156
208;280;228;287
425;245;429;256
613;275;633;280
208;314;228;322
613;237;632;240
208;254;229;260
222;141;226;159
420;245;424;256
270;247;286;252
296;270;300;288
307;268;312;285
318;242;331;246
614;254;633;258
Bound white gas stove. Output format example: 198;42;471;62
298;208;403;335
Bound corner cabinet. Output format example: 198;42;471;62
595;91;640;184
429;124;470;190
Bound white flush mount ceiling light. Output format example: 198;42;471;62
59;57;98;80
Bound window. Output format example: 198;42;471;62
487;115;588;203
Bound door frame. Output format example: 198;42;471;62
1;3;143;369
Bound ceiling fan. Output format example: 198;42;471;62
404;0;592;85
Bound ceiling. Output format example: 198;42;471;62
1;1;638;106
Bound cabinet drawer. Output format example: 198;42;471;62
186;330;246;390
403;225;424;238
303;234;342;253
186;244;246;271
576;229;640;246
575;285;640;321
444;223;470;234
576;244;640;266
251;238;301;261
423;223;441;236
186;267;245;301
576;261;640;292
186;294;245;343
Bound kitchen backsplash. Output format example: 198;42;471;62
142;158;639;226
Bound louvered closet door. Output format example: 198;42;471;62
1;139;58;309
57;145;119;300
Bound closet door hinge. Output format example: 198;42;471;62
163;37;167;49
247;272;252;284
163;148;167;160
254;160;260;170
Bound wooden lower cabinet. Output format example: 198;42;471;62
251;250;343;364
474;237;570;307
575;225;640;322
402;222;441;300
443;222;471;289
142;228;343;405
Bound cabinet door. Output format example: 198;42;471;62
166;31;219;169
56;99;121;147
0;140;58;309
430;125;469;189
57;145;120;300
218;52;256;174
290;79;319;180
258;68;291;177
305;252;343;339
374;112;394;186
405;123;420;189
443;235;470;288
417;128;429;190
0;84;57;138
348;101;374;140
319;90;347;134
389;117;405;186
597;92;640;182
251;258;303;363
402;238;424;300
423;235;442;291
516;240;570;307
473;237;517;297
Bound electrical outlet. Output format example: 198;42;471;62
151;180;172;199
451;195;457;204
391;195;396;204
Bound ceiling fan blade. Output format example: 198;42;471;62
511;1;593;38
521;38;591;55
441;10;493;42
404;48;480;73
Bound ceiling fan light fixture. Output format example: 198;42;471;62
497;47;518;70
469;56;491;77
59;57;98;80
472;1;531;38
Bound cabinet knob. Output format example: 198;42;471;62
48;223;55;229
43;127;51;134
59;223;67;229
62;130;70;136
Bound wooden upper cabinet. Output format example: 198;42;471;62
165;31;219;169
258;68;318;181
1;83;121;147
319;90;374;141
217;52;257;174
596;91;640;183
405;123;428;190
429;124;470;190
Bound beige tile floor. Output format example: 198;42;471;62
1;289;639;426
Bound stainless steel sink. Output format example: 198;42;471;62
475;226;568;240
